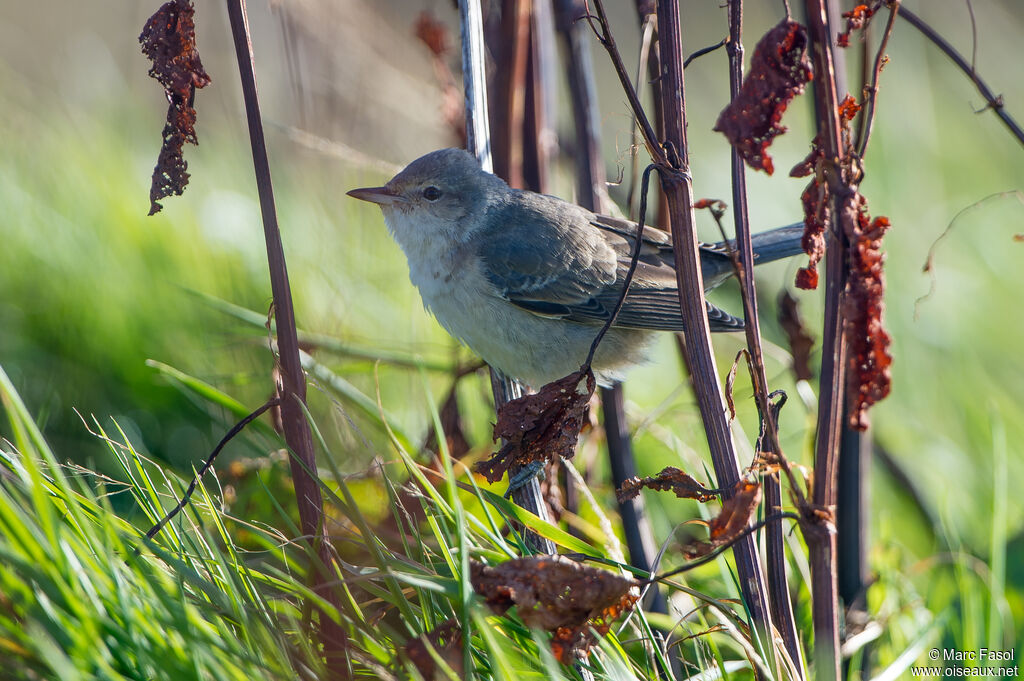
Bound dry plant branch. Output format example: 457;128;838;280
588;0;774;641
720;6;805;672
223;1;349;675
653;0;776;640
898;4;1024;148
802;1;849;678
855;1;900;158
555;0;665;614
145;398;279;540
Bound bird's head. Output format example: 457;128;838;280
347;148;507;246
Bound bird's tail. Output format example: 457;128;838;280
749;223;806;264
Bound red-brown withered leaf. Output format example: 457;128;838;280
790;137;829;290
474;370;595;483
414;11;450;55
714;19;812;175
684;478;762;560
471;555;638;663
617;467;717;504
841;194;892;429
837;4;876;48
139;0;211;215
777;291;815;382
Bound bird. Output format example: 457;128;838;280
348;148;804;388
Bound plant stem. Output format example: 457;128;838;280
722;2;806;673
223;0;349;676
802;1;848;678
653;0;774;642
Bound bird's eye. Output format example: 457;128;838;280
422;186;442;201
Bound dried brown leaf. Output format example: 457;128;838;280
714;20;812;175
842;195;892;429
796;182;828;290
474;370;595;483
414;11;466;148
724;349;752;422
837;4;878;48
683;478;762;559
777;291;815;382
616;467;717;504
139;0;211;215
471;555;638;663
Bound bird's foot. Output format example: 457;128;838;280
503;461;546;498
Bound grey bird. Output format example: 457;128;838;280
348;148;803;388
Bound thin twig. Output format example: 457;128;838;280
898;4;1024;148
585;0;666;165
584;165;655;369
856;1;900;158
683;37;728;68
146;398;280;539
645;512;802;583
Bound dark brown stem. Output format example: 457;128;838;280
491;0;532;188
898;4;1024;148
722;2;804;673
652;0;774;640
855;1;900;158
224;0;349;675
803;1;847;679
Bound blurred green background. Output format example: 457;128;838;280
1;0;1021;666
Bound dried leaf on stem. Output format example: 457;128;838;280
139;0;211;215
421;382;472;461
836;3;880;48
841;196;892;429
471;555;638;663
474;370;595;483
683;478;763;559
791;142;828;290
616;467;718;503
414;11;467;148
777;291;816;382
403;621;464;680
714;19;813;176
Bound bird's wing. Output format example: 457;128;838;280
478;198;619;310
478;197;744;332
590;213;737;289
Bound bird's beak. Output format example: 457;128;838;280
346;185;404;206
